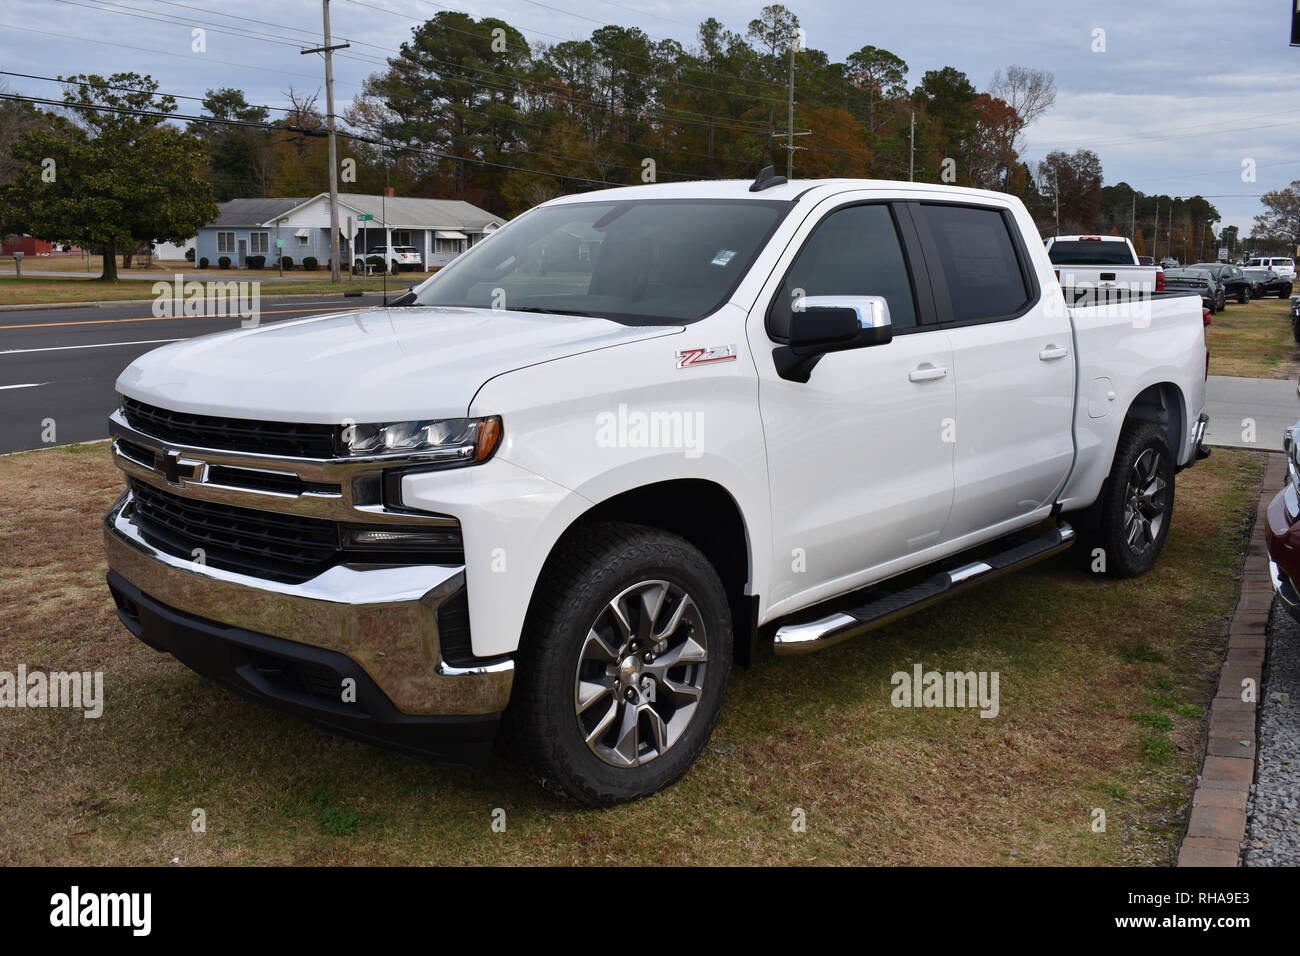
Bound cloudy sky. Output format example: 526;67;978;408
3;0;1297;235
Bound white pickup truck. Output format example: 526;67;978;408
1045;235;1164;302
104;171;1210;804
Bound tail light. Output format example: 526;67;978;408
1203;307;1211;380
1155;271;1165;292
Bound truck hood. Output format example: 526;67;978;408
117;305;681;423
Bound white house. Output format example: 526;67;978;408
195;192;505;270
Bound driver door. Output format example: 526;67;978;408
749;198;956;613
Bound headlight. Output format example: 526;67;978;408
336;415;502;466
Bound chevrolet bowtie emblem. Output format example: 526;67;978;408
156;449;205;487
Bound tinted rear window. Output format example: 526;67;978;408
1046;240;1136;266
917;204;1031;322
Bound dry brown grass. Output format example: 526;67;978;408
0;443;1265;865
1205;295;1296;379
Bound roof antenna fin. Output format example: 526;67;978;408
749;165;788;193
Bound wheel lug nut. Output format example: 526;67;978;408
643;652;654;663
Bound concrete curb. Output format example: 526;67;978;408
0;290;381;313
1176;451;1283;867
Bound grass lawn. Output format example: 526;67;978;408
0;276;417;306
1205;294;1296;379
0;443;1265;865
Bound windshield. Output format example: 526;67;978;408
411;198;791;324
1047;240;1135;266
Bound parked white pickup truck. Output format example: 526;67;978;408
104;171;1210;804
1045;234;1164;302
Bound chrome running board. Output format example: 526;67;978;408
773;522;1076;656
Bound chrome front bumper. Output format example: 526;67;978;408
104;492;513;716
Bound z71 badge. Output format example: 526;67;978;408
675;344;738;369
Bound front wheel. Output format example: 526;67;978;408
1238;287;1250;304
504;522;732;805
1085;420;1176;578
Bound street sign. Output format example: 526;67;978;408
275;238;285;248
358;214;374;221
1218;247;1228;261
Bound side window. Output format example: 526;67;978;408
768;203;917;340
916;204;1031;323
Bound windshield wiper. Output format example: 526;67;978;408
508;306;600;317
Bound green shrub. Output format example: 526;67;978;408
280;256;293;270
218;256;231;270
247;254;266;270
198;257;209;269
302;256;318;271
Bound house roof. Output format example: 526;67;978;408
205;194;505;231
209;198;306;227
278;193;503;230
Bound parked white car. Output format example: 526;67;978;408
105;171;1211;804
1246;256;1296;281
355;245;423;274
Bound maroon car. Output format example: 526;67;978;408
1266;422;1300;618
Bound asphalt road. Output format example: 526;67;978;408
1203;375;1300;453
0;294;385;454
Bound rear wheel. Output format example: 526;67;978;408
504;522;732;805
1238;286;1250;304
1084;420;1175;579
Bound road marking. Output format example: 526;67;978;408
0;338;185;355
0;303;369;331
0;382;47;390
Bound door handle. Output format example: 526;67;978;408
908;364;948;383
1039;346;1069;361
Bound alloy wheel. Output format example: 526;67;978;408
1122;447;1167;554
573;579;708;768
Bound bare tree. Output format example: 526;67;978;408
990;65;1056;150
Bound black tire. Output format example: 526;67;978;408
1218;290;1227;311
1083;420;1176;579
504;522;732;805
1238;287;1249;304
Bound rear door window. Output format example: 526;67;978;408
914;204;1033;324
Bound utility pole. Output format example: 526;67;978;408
1154;198;1160;259
786;35;795;180
908;110;914;182
1130;192;1136;241
302;0;349;284
1053;170;1060;234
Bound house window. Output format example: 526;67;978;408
297;234;309;246
435;238;462;253
392;231;412;246
250;232;270;255
217;232;235;254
